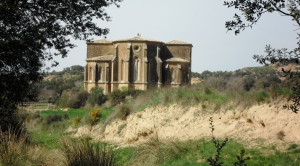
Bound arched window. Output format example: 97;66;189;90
85;65;88;81
89;66;93;81
134;58;140;81
106;66;110;82
98;66;102;81
177;65;182;83
121;60;125;81
170;68;175;83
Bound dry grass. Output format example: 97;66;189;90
104;104;132;125
0;129;61;166
61;137;117;166
127;133;192;166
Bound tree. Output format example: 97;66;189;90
224;0;300;63
224;0;300;113
88;87;107;106
0;0;121;132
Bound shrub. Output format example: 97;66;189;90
243;77;255;91
61;137;116;166
88;87;107;106
254;92;269;103
109;89;127;106
45;114;63;125
39;114;68;130
90;109;101;126
116;105;131;120
72;117;81;127
55;93;71;108
205;77;227;91
225;77;245;92
72;90;89;108
0;110;28;139
109;89;142;106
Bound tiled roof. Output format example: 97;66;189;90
165;40;192;45
113;35;163;43
86;55;115;62
90;39;112;44
165;57;190;63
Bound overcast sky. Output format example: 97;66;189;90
49;0;298;73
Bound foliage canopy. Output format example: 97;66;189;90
224;0;300;113
0;0;121;131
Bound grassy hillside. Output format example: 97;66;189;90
4;65;299;166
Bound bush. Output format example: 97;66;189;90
72;90;89;108
39;114;68;130
45;114;63;125
243;77;255;91
90;109;101;126
205;77;227;91
72;117;81;127
109;89;142;106
55;92;72;108
88;87;107;106
61;137;116;166
116;105;131;120
109;89;127;106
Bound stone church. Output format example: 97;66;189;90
84;34;192;94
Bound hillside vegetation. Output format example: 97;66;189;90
4;65;300;166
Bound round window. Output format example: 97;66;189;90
133;45;140;51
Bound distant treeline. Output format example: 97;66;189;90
192;66;298;93
47;65;84;76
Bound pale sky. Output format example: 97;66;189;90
49;0;298;73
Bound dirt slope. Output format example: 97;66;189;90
72;102;300;146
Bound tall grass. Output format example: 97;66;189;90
130;85;233;113
127;133;192;166
61;137;117;166
0;129;60;166
122;82;291;114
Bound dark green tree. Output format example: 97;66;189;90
224;0;300;113
88;87;107;106
0;0;121;132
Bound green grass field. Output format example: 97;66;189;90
28;108;115;149
113;139;300;166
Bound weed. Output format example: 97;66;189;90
207;117;250;166
207;117;229;166
233;149;250;166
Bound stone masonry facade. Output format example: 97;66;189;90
84;34;192;94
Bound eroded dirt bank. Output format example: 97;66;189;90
71;103;300;146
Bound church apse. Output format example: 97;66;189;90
84;35;192;94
